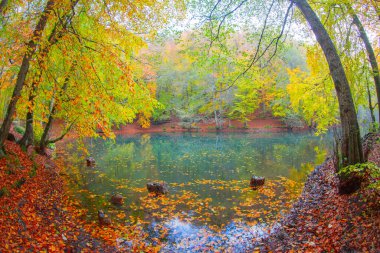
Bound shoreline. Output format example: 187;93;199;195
113;117;309;135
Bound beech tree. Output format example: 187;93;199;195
18;0;79;148
292;0;363;166
0;0;184;156
0;0;7;15
348;5;380;126
201;0;364;166
0;0;55;155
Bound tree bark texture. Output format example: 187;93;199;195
0;0;7;15
293;0;363;166
0;0;55;150
18;0;79;149
350;9;380;126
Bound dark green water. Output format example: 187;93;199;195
62;132;329;251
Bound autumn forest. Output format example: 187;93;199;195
0;0;379;252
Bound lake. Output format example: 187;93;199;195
62;132;329;251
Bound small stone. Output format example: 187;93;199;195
111;194;124;205
147;182;169;195
86;157;95;167
250;176;265;188
98;210;111;226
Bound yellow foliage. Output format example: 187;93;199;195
286;47;339;134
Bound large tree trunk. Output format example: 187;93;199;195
18;74;42;148
293;0;364;166
2;0;78;154
366;78;376;131
39;106;55;155
0;0;7;15
18;85;36;148
350;8;380;127
18;4;77;149
0;0;55;153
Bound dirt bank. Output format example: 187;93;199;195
115;117;307;135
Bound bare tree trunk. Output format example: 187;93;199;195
18;3;78;149
39;106;55;154
4;0;78;153
365;74;377;131
0;0;7;15
0;0;55;153
18;83;37;148
39;63;75;154
350;7;380;126
293;0;363;167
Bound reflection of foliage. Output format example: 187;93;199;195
64;133;328;219
289;163;314;183
61;133;330;251
289;146;327;183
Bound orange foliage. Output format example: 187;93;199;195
0;141;157;252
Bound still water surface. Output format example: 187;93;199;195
63;132;329;251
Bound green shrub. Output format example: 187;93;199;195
339;162;380;190
13;177;26;189
152;108;171;124
5;168;15;175
282;113;304;129
29;168;37;178
14;125;25;135
0;187;9;197
47;143;56;150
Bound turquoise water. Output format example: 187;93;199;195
63;132;329;251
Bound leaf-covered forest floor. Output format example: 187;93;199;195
0;131;379;252
261;133;380;252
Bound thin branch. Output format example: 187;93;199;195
208;0;249;51
47;119;77;143
266;1;294;63
218;0;293;93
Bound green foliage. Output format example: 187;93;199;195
13;177;26;189
179;122;200;130
14;125;25;135
152;109;171;124
282;113;305;129
29;166;37;178
339;162;380;190
47;143;56;150
33;124;44;144
228;76;260;125
28;161;39;178
0;187;9;197
5;168;15;175
286;47;339;134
